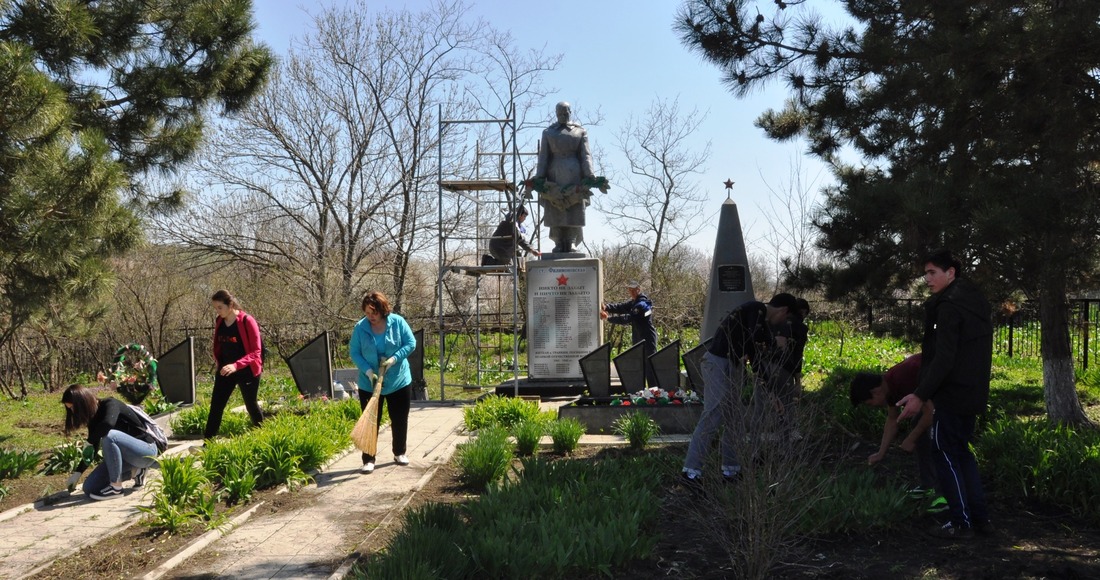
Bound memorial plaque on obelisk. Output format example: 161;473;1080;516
527;259;603;380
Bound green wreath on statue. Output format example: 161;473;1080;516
520;175;611;211
108;343;158;404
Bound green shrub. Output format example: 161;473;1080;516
39;440;93;475
612;411;659;450
203;438;258;505
169;403;252;438
512;418;545;457
0;449;41;479
800;469;917;534
141;454;224;533
455;426;513;489
361;450;674;580
979;416;1100;521
463;395;541;431
363;503;469;579
548;418;585;454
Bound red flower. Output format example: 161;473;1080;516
622;400;631;406
672;399;683;405
646;398;656;405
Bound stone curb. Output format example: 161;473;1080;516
140;500;268;580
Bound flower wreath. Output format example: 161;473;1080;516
108;343;158;404
610;386;701;406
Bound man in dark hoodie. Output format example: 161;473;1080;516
898;249;993;540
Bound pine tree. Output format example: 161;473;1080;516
0;1;272;389
1;0;273;206
677;0;1100;424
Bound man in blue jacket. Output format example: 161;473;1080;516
602;281;659;387
899;250;993;540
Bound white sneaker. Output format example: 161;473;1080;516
360;462;375;474
395;455;409;466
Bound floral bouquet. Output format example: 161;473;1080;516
610;386;701;406
101;343;158;404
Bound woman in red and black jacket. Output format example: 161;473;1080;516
206;289;264;439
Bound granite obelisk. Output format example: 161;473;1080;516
701;197;755;342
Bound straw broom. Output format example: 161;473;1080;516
350;362;389;455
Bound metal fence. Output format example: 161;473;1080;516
8;298;1100;396
823;298;1100;371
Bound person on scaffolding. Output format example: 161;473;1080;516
481;204;540;268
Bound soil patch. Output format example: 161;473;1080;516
0;472;71;511
26;485;289;580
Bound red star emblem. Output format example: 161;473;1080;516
556;274;569;286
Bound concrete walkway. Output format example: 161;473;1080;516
161;403;467;579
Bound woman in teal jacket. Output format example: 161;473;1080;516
349;291;416;474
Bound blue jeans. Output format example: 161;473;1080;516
683;352;745;473
82;429;158;493
930;409;988;528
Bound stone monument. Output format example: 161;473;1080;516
528;101;608;255
519;101;609;390
701;194;756;342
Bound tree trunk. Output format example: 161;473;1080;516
1038;273;1090;425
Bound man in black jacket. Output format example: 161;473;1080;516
682;293;798;484
482;205;540;267
899;250;993;540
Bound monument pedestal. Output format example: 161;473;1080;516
525;258;603;391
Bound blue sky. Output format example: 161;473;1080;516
250;0;837;256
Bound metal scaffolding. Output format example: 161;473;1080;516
435;103;537;397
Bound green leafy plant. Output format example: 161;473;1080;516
800;469;916;534
612;411;659;450
463;395;541;431
169;403;252;438
455;426;513;489
220;460;258;506
39;440;93;475
363;450;674;579
978;415;1100;520
140;454;220;533
142;393;178;416
253;438;311;491
0;449;41;479
512;418;546;457
548;418;585;454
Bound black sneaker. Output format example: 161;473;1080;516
722;470;743;483
680;471;704;493
89;485;124;501
132;468;146;488
974;520;997;536
927;522;974;540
